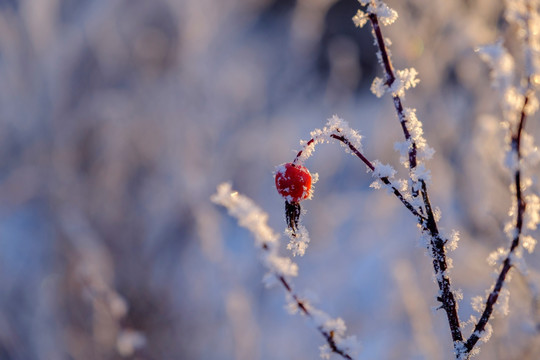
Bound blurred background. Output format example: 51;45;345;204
0;0;539;359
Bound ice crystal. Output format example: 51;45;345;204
295;115;363;165
285;224;311;257
352;9;368;28
366;1;398;26
211;183;299;278
522;235;537;253
390;68;420;97
487;247;507;267
370;76;387;97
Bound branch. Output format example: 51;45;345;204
329;133;425;220
211;184;358;360
368;13;417;171
366;8;464;349
278;276;354;360
465;90;531;353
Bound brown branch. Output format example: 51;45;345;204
368;13;418;171
367;9;464;351
291;129;425;220
465;92;531;353
329;133;425;220
277;275;353;360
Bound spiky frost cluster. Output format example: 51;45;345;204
353;0;398;28
211;183;298;279
285;224;310;257
295;115;362;165
506;0;540;78
371;68;420;98
286;296;360;360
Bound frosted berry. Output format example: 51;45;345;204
275;163;312;203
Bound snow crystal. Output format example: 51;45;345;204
525;194;540;230
285;224;311;257
445;230;460;252
411;163;432;183
367;1;398;26
473;323;493;343
265;253;298;278
504;149;519;172
390;68;420;97
494;287;510;317
505;0;540;79
373;160;396;178
522;132;540;165
477;41;515;92
211;183;279;250
352;9;368;28
471;295;485;313
295;115;363;165
522;235;537;253
454;341;470;360
524;94;539;115
212;183;299;278
487;247;507;267
323;317;347;336
509;250;528;274
370;76;387;97
117;329;147;357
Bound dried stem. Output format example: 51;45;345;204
368;13;418;171
277;275;354;360
291;130;425;220
367;10;464;350
464;90;531;353
329;133;425;220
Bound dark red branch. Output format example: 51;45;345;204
277;275;353;360
465;93;530;353
368;13;418;171
367;10;463;351
330;133;425;220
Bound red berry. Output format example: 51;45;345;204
275;163;312;203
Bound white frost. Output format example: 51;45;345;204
285;224;311;257
295;115;363;165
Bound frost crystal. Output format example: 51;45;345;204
471;296;485;313
285;224;311;257
445;230;460;252
411;163;431;183
477;41;515;92
390;68;420;97
487;247;507;267
352;9;368;28
295;115;362;165
524;194;540;230
211;183;298;278
370;161;400;190
522;235;537;253
522;132;540;165
494;288;510;317
472;323;493;344
370;76;387;97
366;1;398;26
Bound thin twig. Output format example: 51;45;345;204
330;133;425;220
278;276;354;360
367;9;464;349
465;90;531;353
291;130;425;220
368;13;418;171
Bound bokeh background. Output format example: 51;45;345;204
0;0;539;359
